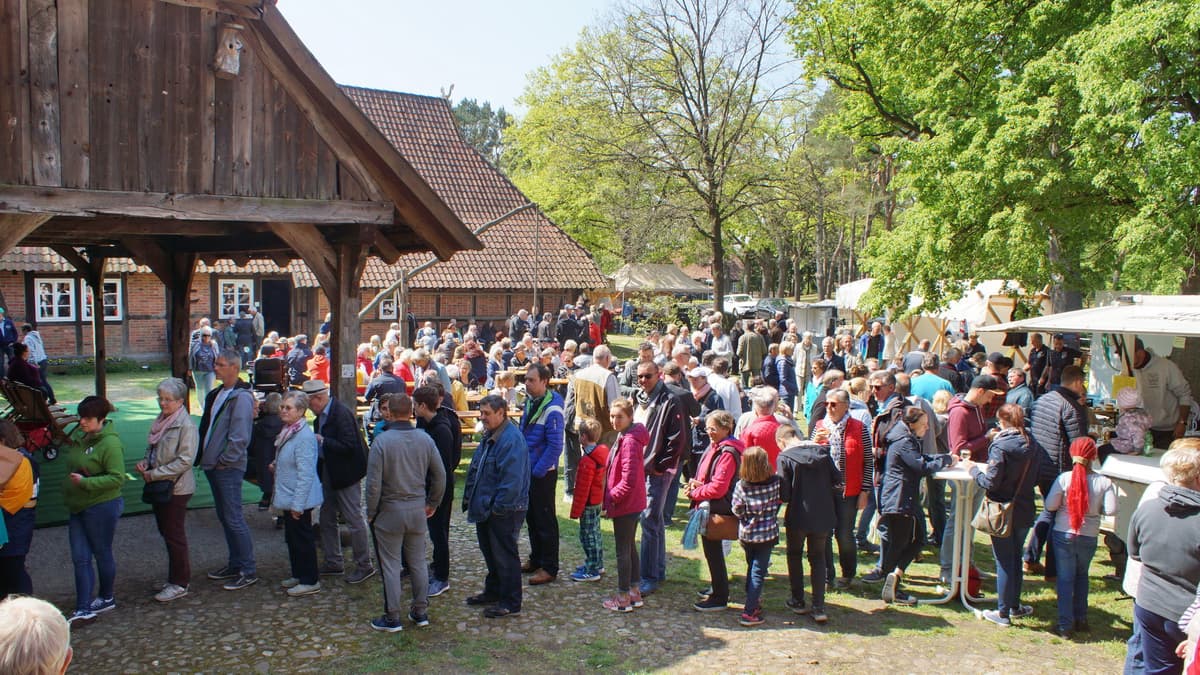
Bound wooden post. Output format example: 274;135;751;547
330;235;367;405
167;252;197;403
51;244;107;397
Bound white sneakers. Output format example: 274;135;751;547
155;584;189;603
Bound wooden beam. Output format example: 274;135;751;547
0;184;395;223
38;217;269;237
28;0;62;187
119;238;174;286
48;244;90;272
156;0;262;20
0;214;52;258
166;251;198;405
373;234;402;265
265;222;337;292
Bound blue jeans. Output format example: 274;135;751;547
476;510;525;612
206;468;256;576
742;541;773;613
1124;618;1145;675
68;497;123;611
1051;530;1097;631
1133;602;1186;675
990;527;1028;617
639;472;673;585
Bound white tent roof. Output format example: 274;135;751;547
979;295;1200;337
835;278;1025;324
609;263;711;294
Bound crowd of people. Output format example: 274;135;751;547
2;302;1200;673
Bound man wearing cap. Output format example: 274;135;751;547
979;353;1012;426
304;380;376;584
937;373;1004;585
0;307;16;379
1132;337;1193;449
1024;364;1088;577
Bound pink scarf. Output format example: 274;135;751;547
148;405;188;447
690;382;712;401
275;419;307;449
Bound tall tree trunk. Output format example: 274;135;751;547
711;204;726;322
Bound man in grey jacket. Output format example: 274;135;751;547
197;349;257;590
365;394;446;633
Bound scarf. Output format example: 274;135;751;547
826;413;850;465
148;405;188;447
275;418;307;450
690;382;712;401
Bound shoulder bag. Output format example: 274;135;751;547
971;453;1032;538
702;443;741;541
141;450;175;505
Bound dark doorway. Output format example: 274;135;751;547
260;279;292;336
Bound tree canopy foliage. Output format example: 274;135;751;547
506;0;802;310
452;98;512;167
790;0;1200;315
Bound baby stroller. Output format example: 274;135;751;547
0;379;76;461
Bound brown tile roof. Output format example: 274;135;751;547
341;86;607;290
1;89;606;293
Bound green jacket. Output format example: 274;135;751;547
62;421;126;514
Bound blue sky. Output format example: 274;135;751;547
280;0;614;113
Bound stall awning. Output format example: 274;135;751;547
978;295;1200;338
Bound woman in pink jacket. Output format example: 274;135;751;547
603;398;648;612
686;410;745;611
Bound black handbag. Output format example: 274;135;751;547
142;479;174;505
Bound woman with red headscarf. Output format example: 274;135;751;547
1043;437;1117;638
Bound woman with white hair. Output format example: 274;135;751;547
271;390;324;597
135;378;198;603
1128;438;1200;672
0;596;72;675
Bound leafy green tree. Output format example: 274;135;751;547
452;98;512;167
508;0;799;310
790;0;1199;315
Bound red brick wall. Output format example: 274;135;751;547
440;294;473;319
0;272;25;317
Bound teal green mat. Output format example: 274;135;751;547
34;399;263;527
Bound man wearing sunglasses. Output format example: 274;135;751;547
634;362;688;596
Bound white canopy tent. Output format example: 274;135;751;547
834;278;1048;362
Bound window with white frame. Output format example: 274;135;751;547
218;279;255;319
81;279;124;321
35;278;76;322
378;292;399;320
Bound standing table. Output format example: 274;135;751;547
922;466;985;612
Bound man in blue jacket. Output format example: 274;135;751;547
462;395;530;618
520;364;564;585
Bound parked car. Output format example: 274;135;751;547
748;297;791;319
722;293;757;316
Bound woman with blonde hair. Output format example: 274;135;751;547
0;596;72;675
1128;438;1200;670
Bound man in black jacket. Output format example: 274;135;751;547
303;380;375;584
1024;365;1088;577
634;361;689;596
286;335;313;385
414;385;462;598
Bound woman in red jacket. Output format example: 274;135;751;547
602;399;648;612
687;410;745;611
